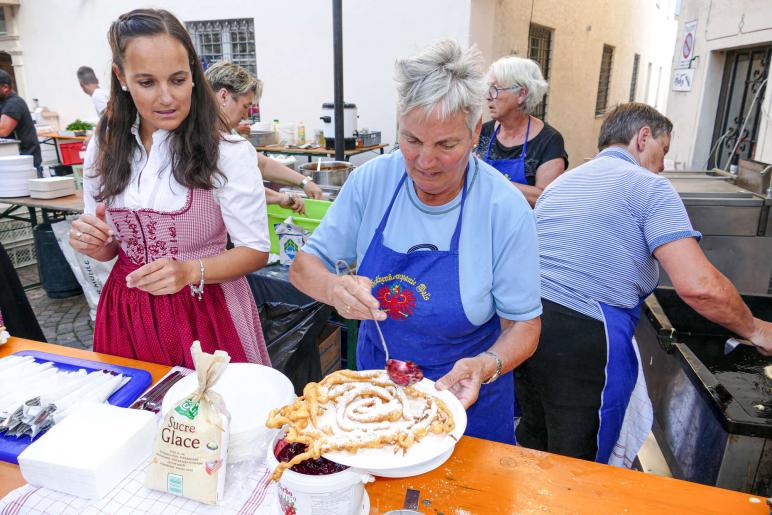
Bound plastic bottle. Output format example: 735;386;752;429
297;122;306;145
31;98;43;124
272;119;279;145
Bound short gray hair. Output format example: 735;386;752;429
598;102;673;150
77;66;99;85
488;56;548;114
205;61;262;99
394;40;486;133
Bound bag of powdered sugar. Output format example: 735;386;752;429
145;341;230;505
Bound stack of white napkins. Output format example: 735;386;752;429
18;402;156;499
29;176;76;199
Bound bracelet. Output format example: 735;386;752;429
189;259;205;301
479;350;502;385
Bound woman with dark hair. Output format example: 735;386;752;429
68;8;271;368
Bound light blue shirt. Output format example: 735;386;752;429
302;151;542;325
535;146;701;320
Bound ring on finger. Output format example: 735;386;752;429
76;231;83;240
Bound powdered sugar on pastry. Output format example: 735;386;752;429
266;369;455;480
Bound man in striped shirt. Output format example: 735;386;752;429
516;103;772;467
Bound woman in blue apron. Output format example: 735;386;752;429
355;171;514;443
288;40;543;446
476;56;568;207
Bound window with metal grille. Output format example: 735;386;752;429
186;18;256;76
629;54;640;102
528;24;553;120
595;45;614;116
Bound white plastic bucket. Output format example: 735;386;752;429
266;432;372;515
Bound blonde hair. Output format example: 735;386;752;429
204;61;262;100
488;56;548;114
394;40;486;133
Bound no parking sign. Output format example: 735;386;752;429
679;20;698;68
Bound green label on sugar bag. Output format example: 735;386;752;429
175;399;200;420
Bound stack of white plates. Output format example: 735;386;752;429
0;155;36;197
161;363;296;462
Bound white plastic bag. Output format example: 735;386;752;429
51;219;116;321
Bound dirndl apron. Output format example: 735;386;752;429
483;117;531;185
93;188;270;369
356;162;516;444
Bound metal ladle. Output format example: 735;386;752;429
335;260;423;386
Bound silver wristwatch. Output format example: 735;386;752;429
480;350;502;384
299;177;312;188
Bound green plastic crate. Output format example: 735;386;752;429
267;198;332;254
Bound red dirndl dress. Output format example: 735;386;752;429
93;188;270;368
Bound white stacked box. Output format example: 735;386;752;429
0;155;36;197
29;176;76;199
18;403;157;499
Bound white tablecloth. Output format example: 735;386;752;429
0;459;278;515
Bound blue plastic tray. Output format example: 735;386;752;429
0;350;152;464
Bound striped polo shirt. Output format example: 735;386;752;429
534;146;701;320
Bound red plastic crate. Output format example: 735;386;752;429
59;141;85;165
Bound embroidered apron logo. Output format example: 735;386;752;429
373;274;431;320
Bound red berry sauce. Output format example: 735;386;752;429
275;438;348;476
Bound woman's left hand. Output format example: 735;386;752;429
303;181;324;200
435;355;489;409
126;258;195;296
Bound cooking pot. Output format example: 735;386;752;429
248;130;276;147
298;161;354;187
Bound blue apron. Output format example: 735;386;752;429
356;162;516;444
483;117;531;185
595;301;643;464
593;147;653;465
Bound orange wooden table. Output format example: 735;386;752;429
0;337;768;514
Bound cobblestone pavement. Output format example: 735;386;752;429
17;264;94;350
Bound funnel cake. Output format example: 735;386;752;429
266;369;455;480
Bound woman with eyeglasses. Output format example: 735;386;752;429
69;8;271;368
476;56;568;207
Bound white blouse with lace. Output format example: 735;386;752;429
82;127;270;252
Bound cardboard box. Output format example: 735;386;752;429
318;324;342;376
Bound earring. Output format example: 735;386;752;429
192;81;195;87
121;85;128;92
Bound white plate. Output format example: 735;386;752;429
161;363;296;434
322;376;466;474
368;445;454;478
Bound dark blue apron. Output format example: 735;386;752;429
483;117;531;185
592;148;652;465
356;161;516;444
